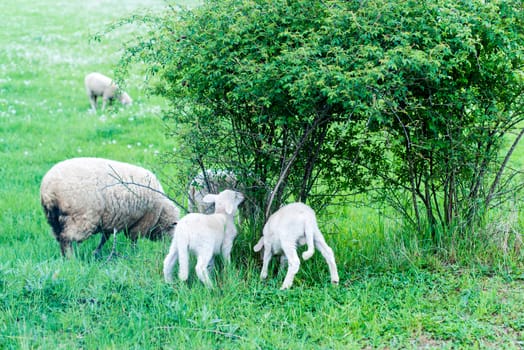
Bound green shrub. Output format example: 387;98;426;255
114;0;524;244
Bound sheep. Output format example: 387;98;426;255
253;202;339;290
163;189;244;287
40;157;180;257
188;169;238;214
84;72;132;112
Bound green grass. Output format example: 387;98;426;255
1;0;523;349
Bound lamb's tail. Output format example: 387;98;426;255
253;237;264;252
302;215;318;261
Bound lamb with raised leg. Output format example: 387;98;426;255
254;202;339;290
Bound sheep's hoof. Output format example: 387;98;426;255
302;252;313;260
280;283;292;290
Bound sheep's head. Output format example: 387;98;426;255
119;92;133;106
203;189;244;215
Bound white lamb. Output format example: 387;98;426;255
163;189;244;287
188;169;238;214
253;202;339;290
84;72;132;112
40;157;180;257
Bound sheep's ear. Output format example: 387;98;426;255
202;194;216;203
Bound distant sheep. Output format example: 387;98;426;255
163;189;244;287
40;157;179;257
254;202;339;290
188;169;238;214
84;72;132;112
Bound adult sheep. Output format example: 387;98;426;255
84;72;132;112
188;169;238;214
40;157;180;257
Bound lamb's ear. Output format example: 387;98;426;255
202;194;217;203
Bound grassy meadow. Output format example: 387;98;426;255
1;0;523;349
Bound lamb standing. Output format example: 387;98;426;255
163;189;244;287
84;72;132;112
40;157;179;257
254;202;339;290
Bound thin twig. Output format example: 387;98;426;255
486;126;524;208
105;165;187;211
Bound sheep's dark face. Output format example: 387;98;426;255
146;220;176;241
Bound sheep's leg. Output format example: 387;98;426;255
59;238;73;258
314;237;339;284
207;256;215;271
93;232;110;257
260;244;273;280
195;251;214;287
253;237;264;252
128;235;138;251
58;221;83;258
106;228;119;261
177;244;189;282
279;254;288;269
280;245;300;290
163;242;178;283
221;239;233;264
89;95;98;112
